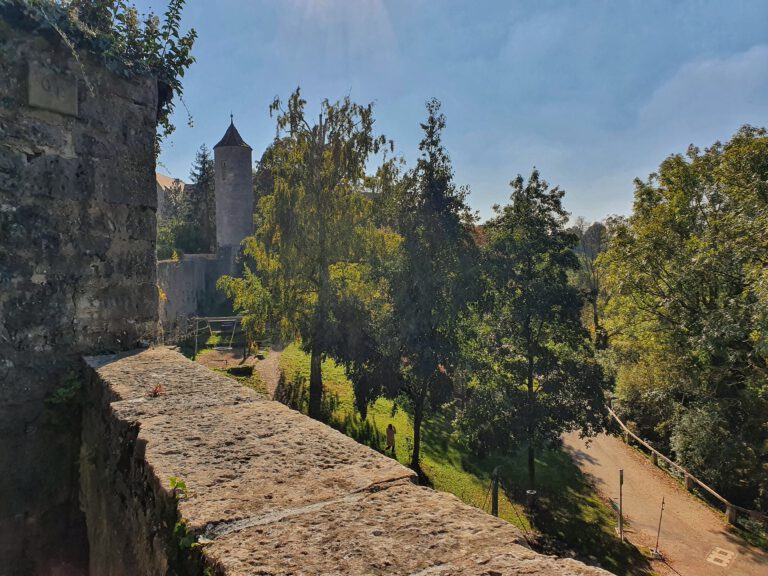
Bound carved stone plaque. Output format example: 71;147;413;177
28;62;78;117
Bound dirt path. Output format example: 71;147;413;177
563;432;767;576
253;347;282;399
197;347;283;399
195;348;253;370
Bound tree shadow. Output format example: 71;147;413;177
502;449;653;575
273;369;340;423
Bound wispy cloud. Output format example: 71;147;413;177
275;0;400;92
636;45;768;148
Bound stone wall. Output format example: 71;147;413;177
157;248;235;334
0;7;158;573
158;256;212;330
83;347;612;576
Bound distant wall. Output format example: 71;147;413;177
83;348;612;576
0;8;158;573
158;256;211;330
157;248;236;333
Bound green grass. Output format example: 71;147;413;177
276;344;653;575
212;367;268;396
731;521;768;552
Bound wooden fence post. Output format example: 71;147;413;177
726;505;737;525
491;467;499;517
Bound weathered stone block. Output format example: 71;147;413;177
27;60;78;118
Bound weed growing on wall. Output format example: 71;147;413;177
44;370;82;427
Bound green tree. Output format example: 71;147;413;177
223;88;389;419
156;145;216;258
457;170;607;489
571;218;611;349
188;144;216;252
601;126;768;509
386;99;478;470
66;0;196;149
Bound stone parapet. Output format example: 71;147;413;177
83;347;611;575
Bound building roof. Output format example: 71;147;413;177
156;173;187;191
214;117;251;149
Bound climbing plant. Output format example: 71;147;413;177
4;0;196;150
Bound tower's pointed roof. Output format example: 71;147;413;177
214;115;251;149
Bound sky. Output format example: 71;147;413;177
137;0;768;222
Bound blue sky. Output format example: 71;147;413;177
139;0;768;221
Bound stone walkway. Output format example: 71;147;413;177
84;347;611;575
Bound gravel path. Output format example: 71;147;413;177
563;432;767;576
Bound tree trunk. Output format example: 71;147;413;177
527;437;535;490
592;297;608;350
526;322;536;490
309;344;323;419
411;392;425;471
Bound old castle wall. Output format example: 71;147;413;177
0;8;158;573
157;247;235;334
83;348;611;576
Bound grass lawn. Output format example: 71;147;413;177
278;344;654;575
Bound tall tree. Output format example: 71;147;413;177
188;144;216;252
571;218;611;349
387;99;478;470
223;88;389;419
601;127;768;509
457;170;607;489
156;179;207;257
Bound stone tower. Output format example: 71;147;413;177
213;116;253;249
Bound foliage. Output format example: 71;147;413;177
188;144;216;252
570;217;613;349
168;475;188;499
173;519;196;549
324;237;403;419
217;269;271;349
220;87;390;419
670;405;753;489
456;170;608;489
45;370;82;426
601;126;768;510
377;98;479;470
157;145;215;257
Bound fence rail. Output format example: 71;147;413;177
607;406;768;527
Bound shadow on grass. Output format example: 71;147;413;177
273;369;341;423
331;411;384;451
497;449;653;576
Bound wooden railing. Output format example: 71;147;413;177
608;406;768;527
